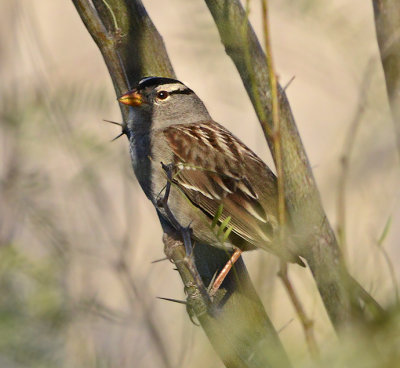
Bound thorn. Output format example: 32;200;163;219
103;119;127;141
102;119;123;127
283;75;296;92
207;270;219;293
278;318;294;333
151;257;169;264
111;132;125;142
157;296;187;305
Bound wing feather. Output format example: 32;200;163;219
163;122;276;246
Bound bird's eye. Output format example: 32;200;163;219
156;90;169;100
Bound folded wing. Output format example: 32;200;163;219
162;122;277;247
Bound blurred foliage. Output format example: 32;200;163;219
0;246;68;368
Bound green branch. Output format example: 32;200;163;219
204;0;383;329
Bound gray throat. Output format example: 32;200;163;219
129;129;154;201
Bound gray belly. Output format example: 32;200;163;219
151;164;235;251
130;132;235;251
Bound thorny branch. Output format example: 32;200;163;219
73;1;293;367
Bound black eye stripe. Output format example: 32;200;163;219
168;88;193;96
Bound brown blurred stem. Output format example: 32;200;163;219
372;0;400;160
278;263;319;359
261;0;318;357
337;60;374;257
114;255;173;368
72;1;292;367
204;0;383;329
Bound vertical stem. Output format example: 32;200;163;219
336;60;374;258
261;0;284;229
204;0;383;329
372;0;400;160
261;0;319;357
278;263;320;359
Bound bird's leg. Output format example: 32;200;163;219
181;225;194;256
158;162;194;256
209;248;242;297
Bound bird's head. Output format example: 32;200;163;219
118;76;211;130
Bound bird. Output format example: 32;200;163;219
118;76;305;283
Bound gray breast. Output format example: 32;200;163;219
129;132;154;201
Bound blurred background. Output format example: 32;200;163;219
0;0;399;367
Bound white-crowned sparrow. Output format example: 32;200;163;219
118;76;304;267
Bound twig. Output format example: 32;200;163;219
113;257;173;368
277;318;294;334
261;0;285;231
377;216;400;304
278;263;319;359
336;59;374;257
261;0;319;357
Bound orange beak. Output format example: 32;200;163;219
118;90;143;106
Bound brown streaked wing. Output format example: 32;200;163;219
162;122;275;246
